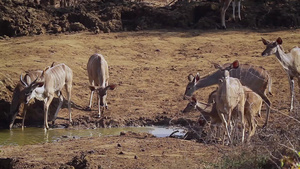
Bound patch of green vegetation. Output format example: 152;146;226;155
218;151;272;169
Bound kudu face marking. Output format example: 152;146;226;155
24;82;44;104
261;37;282;57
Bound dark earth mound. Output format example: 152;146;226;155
0;0;300;37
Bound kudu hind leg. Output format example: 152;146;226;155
65;85;72;123
261;94;271;128
52;92;64;125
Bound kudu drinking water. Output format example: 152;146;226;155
87;53;116;117
261;37;300;112
184;60;272;128
24;63;73;130
9;70;43;129
182;96;223;142
9;63;56;129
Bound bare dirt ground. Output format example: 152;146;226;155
0;28;300;168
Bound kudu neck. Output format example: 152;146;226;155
195;71;220;89
275;45;293;70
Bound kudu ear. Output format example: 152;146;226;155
261;38;269;45
188;74;194;82
276;37;283;45
89;85;96;91
108;84;116;90
194;73;200;84
231;60;239;69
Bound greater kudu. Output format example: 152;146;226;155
262;37;300;112
184;60;272;128
207;86;262;143
182;96;223;142
24;63;73;130
216;69;246;144
9;62;56;129
9;70;43;129
87;53;116;117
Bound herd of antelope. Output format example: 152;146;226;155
8;53;116;130
5;0;300;145
183;37;300;144
7;36;300;145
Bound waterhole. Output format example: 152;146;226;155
0;126;186;146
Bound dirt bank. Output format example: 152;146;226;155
1;0;300;37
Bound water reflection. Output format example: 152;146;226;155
0;126;185;146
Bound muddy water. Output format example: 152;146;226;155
0;126;186;146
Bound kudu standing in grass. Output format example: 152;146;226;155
24;63;73;130
220;0;242;29
208;86;262;143
184;60;272;128
216;67;246;144
87;53;116;117
262;37;300;112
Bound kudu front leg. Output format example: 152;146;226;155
289;78;295;112
88;90;94;111
44;96;54;130
22;104;28;130
97;95;103;118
